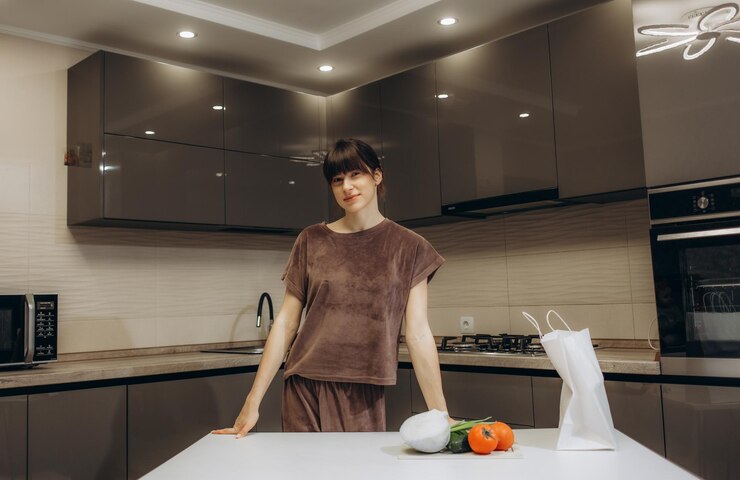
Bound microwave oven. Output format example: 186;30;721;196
0;294;57;368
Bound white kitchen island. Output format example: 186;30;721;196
143;428;697;479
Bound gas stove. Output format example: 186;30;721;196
437;334;547;356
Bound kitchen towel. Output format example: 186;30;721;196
523;310;617;450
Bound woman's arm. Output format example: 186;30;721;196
212;290;303;438
404;280;450;416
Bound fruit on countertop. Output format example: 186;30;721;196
468;424;499;455
490;421;515;451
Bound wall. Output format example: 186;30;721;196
0;34;657;354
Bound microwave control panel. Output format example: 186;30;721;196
33;294;57;362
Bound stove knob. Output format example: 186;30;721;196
697;196;710;210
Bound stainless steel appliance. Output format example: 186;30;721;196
437;334;547;356
0;294;58;368
649;177;740;378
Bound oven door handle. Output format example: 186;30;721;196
656;226;740;241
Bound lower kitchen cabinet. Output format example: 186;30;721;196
0;395;27;480
662;384;740;480
411;370;534;427
128;372;254;479
257;368;284;432
28;386;126;479
386;368;412;431
531;377;665;455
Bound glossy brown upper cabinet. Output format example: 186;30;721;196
548;0;646;199
633;0;740;187
327;82;382;153
224;80;322;159
436;25;557;208
379;64;441;222
105;53;224;148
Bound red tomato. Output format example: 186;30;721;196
467;424;498;454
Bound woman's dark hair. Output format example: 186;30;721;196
323;138;385;197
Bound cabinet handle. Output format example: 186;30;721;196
656;226;740;241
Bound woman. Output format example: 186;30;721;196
213;138;450;435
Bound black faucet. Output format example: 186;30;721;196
256;292;274;329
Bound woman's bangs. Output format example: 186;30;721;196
323;146;371;181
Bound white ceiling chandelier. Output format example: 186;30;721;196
636;2;740;60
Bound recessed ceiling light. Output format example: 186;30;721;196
145;130;155;135
436;93;449;99
438;17;458;26
212;105;224;111
519;113;530;118
318;65;334;72
178;31;197;39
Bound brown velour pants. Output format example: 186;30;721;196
281;375;386;432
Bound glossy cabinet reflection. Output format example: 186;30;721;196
0;395;26;479
436;26;557;204
380;64;441;222
386;368;413;431
28;386;126;479
128;373;254;479
633;0;740;187
327;82;382;152
225;151;327;229
105;53;224;148
548;0;645;199
224;80;322;159
104;135;225;224
662;384;740;480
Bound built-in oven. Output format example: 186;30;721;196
649;177;740;378
0;294;58;368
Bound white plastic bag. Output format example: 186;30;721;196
523;310;617;450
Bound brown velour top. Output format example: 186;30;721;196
281;218;444;386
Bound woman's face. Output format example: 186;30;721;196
330;168;382;213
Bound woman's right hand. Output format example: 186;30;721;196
211;402;260;439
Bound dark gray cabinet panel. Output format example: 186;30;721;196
28;386;126;479
327;82;382;152
256;369;284;432
224;79;280;156
663;384;740;480
380;64;441;222
386;368;412;431
104;134;225;225
532;377;665;456
225;151;327;229
436;26;557;204
0;395;26;479
549;0;645;199
105;53;224;148
279;90;322;160
411;371;534;427
128;373;254;479
633;0;740;187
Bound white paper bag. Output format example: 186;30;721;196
523;310;617;450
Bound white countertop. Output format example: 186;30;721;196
143;429;696;480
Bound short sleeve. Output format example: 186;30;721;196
282;230;308;303
410;237;445;288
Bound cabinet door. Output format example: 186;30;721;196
256;368;284;432
278;90;322;160
436;26;557;205
104;53;224;148
532;377;665;456
103;134;225;225
225;151;327;229
549;0;645;198
0;395;26;479
28;386;126;479
386;368;413;431
128;373;254;479
663;384;740;480
380;64;441;222
412;371;534;427
633;0;740;187
224;78;280;156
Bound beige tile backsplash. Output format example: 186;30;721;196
0;33;658;353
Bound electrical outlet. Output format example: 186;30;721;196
459;316;475;334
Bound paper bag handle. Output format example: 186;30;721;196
521;311;543;338
546;309;572;332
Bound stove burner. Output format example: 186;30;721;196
438;333;546;356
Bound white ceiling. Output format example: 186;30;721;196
0;0;606;95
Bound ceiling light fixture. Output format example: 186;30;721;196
519;112;530;118
636;2;740;60
438;17;458;26
178;31;197;39
318;65;334;72
436;93;449;99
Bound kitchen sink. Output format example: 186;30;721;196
201;346;264;355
